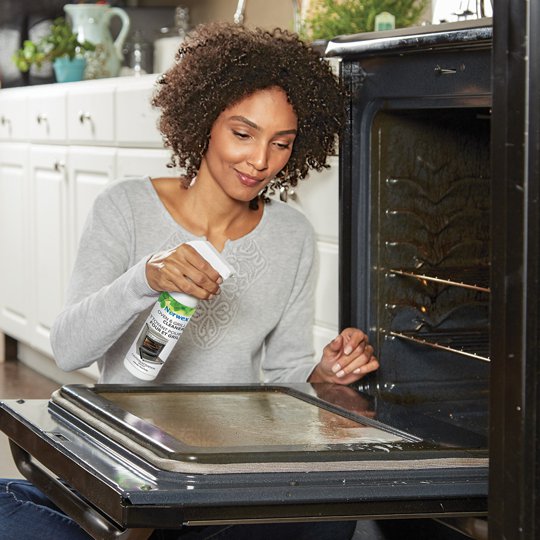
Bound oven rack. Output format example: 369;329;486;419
389;330;490;362
389;267;490;293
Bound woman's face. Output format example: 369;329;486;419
200;87;298;203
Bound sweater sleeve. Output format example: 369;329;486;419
260;226;319;383
50;186;159;372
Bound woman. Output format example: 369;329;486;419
1;23;378;539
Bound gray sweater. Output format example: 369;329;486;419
50;177;319;384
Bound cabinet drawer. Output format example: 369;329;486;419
28;88;67;143
67;85;114;144
0;90;29;141
115;76;163;147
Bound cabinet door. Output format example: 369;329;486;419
30;146;68;355
0;144;31;341
68;147;116;270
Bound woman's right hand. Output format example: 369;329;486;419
146;243;223;299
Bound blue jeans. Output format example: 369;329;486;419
0;479;356;540
0;479;89;540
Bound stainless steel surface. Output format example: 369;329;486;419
0;384;488;533
233;0;246;24
325;19;492;58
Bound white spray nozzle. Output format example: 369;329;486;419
186;240;235;281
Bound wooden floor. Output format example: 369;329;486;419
0;358;61;478
0;357;60;399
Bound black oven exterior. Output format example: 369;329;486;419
330;4;540;538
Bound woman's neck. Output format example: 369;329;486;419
152;176;263;251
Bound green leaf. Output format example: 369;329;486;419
11;16;96;72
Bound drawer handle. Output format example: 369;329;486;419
36;113;48;125
79;111;92;124
434;65;457;76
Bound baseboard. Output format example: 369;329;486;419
18;342;97;385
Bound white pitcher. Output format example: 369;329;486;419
64;3;130;79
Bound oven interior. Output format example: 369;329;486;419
327;26;495;484
356;105;490;442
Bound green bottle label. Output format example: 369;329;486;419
158;292;197;317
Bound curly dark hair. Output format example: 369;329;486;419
151;22;346;206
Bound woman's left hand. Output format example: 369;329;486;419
309;328;379;385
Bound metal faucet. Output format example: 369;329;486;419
234;0;246;24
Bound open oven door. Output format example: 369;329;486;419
0;382;487;539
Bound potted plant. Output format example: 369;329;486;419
301;0;429;42
12;17;96;83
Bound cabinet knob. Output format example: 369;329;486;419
53;161;65;172
0;115;10;126
36;113;48;125
79;111;92;124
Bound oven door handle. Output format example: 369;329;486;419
9;440;154;540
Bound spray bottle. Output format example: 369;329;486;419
123;240;234;381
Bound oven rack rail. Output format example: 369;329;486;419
389;268;490;293
389;330;490;362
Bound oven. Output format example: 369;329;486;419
1;6;538;540
328;7;540;538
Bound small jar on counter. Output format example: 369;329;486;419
122;28;153;76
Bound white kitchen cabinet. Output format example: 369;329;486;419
0;75;168;380
30;145;69;355
0;143;31;342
